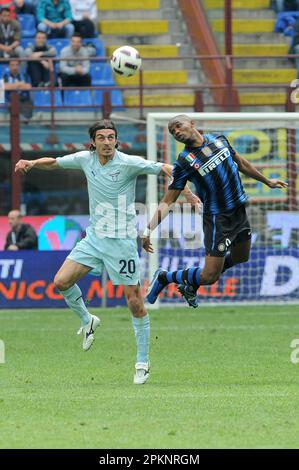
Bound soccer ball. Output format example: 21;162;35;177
110;46;142;77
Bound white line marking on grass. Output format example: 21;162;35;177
1;324;299;332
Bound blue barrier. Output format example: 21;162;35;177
0;249;298;308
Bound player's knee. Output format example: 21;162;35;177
125;290;145;317
54;273;71;291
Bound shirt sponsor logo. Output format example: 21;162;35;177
185;147;231;177
197;148;230;176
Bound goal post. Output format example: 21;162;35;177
142;112;299;307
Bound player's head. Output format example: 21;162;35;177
88;120;118;157
168;114;203;146
8;210;22;229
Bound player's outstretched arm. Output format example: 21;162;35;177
233;152;288;189
15;158;59;174
142;189;181;253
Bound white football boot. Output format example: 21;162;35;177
77;314;101;351
133;362;150;385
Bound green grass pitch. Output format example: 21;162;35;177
1;305;299;449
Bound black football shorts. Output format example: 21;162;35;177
203;204;251;257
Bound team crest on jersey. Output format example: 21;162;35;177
215;139;224;149
109;170;120;182
202;146;213;157
217;243;226;252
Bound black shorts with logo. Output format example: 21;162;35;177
203;204;251;257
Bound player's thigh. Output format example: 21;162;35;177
201;256;225;284
230;238;251;263
203;212;232;257
102;238;140;286
54;259;92;290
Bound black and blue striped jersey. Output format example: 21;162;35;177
168;133;248;214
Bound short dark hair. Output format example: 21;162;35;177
1;7;11;13
36;31;47;37
72;33;83;40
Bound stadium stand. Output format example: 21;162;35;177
93;89;124;108
47;38;69;55
33;89;63;108
90;63;114;86
63;89;93;110
3;0;298;113
97;0;200;109
18;13;36;37
204;0;295;109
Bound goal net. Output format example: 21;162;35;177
140;112;299;307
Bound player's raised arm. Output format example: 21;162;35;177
15;158;59;174
233;152;288;189
161;163;201;207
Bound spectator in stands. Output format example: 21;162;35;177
69;0;96;38
59;33;91;86
3;59;33;120
14;0;35;15
37;0;74;39
0;0;16;18
0;7;23;58
25;31;56;86
4;210;38;250
288;16;299;71
272;0;299;11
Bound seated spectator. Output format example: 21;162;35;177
14;0;35;14
0;7;24;58
288;16;299;74
0;0;16;18
272;0;299;11
59;33;91;86
3;59;33;119
4;210;38;250
69;0;96;38
37;0;74;39
25;31;56;86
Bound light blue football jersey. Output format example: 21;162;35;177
56;149;163;239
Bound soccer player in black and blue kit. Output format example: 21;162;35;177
143;114;288;308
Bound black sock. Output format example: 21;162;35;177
159;267;201;290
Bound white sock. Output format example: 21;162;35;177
132;314;150;364
60;284;91;326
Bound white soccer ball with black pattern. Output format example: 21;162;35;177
110;46;142;77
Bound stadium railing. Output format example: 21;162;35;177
1;54;299;121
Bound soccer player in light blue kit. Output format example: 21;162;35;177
15;119;199;384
